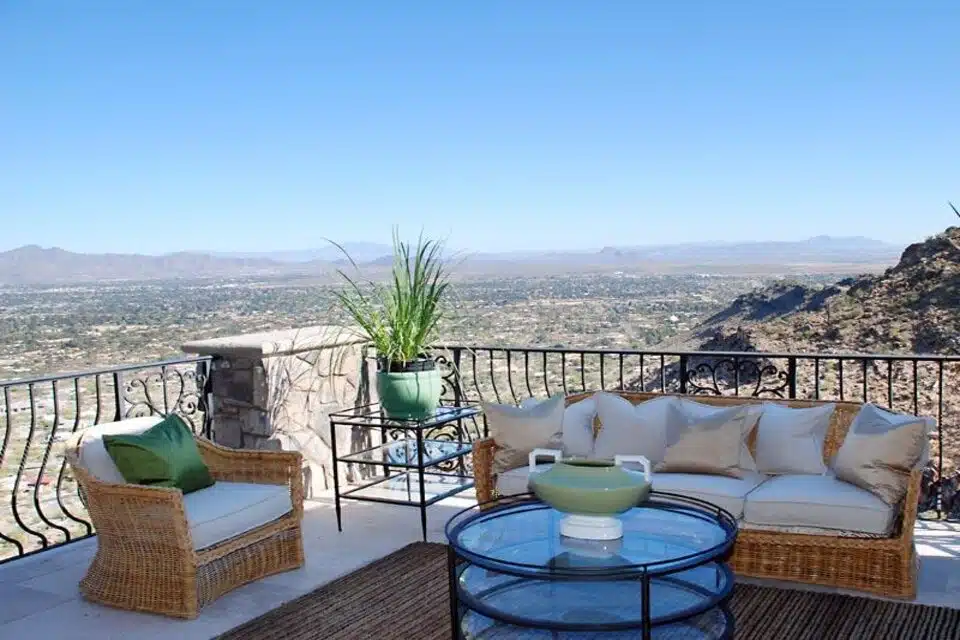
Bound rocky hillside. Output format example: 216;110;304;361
665;226;960;356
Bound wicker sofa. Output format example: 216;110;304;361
66;416;305;618
472;391;925;599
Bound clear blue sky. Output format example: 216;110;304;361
2;2;958;254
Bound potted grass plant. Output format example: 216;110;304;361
332;232;449;419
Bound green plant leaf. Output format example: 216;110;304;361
329;230;451;368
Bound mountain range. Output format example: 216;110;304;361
0;236;904;285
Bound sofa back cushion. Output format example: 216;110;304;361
574;391;865;465
656;404;755;478
560;394;599;458
674;398;761;472
832;404;930;505
592;392;677;464
755;403;835;475
483;395;565;474
73;416;166;483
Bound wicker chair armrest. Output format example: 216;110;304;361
899;467;923;541
472;437;498;504
80;479;194;548
196;439;304;515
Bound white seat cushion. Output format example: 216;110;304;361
75;416;166;483
496;463;554;496
743;474;895;536
652;472;767;519
183;482;293;550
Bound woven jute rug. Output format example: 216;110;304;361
218;542;960;640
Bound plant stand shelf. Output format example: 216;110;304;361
329;403;480;541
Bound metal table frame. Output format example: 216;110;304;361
446;493;738;640
329;403;480;541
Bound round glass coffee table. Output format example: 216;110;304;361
445;492;738;639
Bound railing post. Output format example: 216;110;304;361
199;359;214;439
112;371;124;421
679;355;688;395
787;357;797;399
452;347;463;408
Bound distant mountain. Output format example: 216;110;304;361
0;245;303;285
463;236;901;266
0;235;904;285
209;242;393;264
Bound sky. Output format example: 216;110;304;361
1;2;958;255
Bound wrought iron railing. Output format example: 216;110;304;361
0;357;212;563
432;345;960;520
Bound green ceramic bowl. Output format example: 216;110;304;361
529;460;651;516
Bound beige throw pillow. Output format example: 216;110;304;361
675;399;762;472
483;395;565;474
656;404;753;478
561;394;599;459
832;404;930;505
593;393;678;464
754;403;834;475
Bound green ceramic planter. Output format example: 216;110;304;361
376;368;442;420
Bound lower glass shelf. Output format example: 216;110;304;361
457;562;732;629
460;606;731;639
341;471;473;506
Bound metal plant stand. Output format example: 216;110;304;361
329;403;479;541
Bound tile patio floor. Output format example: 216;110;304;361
0;492;958;640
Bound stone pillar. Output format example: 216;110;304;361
182;326;376;498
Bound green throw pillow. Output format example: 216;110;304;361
103;414;215;494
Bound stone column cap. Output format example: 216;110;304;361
182;325;367;358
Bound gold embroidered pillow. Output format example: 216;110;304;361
656;404;753;478
832;404;929;505
483;394;565;475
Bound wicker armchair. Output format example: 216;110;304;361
473;391;924;599
65;418;305;619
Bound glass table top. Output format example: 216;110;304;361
329;403;479;428
337;438;472;468
447;495;737;579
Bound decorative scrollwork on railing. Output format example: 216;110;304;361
684;358;790;398
121;364;208;432
433;352;463;402
425;423;473;473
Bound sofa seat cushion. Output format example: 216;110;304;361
739;522;886;539
183;482;293;550
496;463;554;496
652;472;767;519
743;474;895;536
